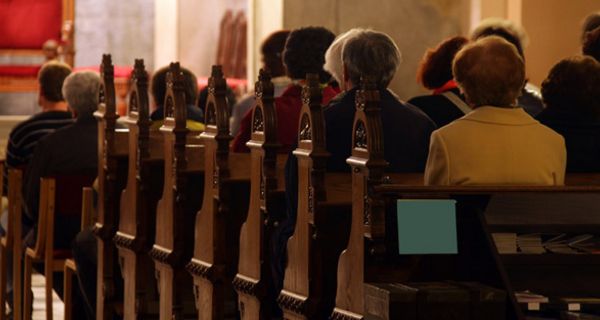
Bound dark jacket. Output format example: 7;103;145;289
537;108;600;172
408;88;467;128
324;87;436;172
23;115;98;246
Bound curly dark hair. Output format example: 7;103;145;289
283;26;335;82
417;36;468;90
583;26;600;62
541;55;600;118
151;65;198;106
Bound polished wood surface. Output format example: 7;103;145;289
149;62;204;320
188;65;250;320
234;69;286;319
93;54;129;320
278;74;352;320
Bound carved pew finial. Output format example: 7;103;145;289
129;59;149;117
97;54;117;121
203;64;231;155
252;68;277;149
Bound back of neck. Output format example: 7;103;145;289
41;101;69;113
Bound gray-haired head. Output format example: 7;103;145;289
342;29;402;89
324;28;363;88
62;71;101;119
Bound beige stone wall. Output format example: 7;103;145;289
521;0;600;87
248;0;469;100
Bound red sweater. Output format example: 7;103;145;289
232;84;340;153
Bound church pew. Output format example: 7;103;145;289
277;74;352;320
23;173;96;320
187;65;251;320
233;70;287;319
93;54;130;320
1;168;24;320
148;62;204;320
330;79;600;319
113;59;165;318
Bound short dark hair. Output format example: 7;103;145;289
151;65;198;106
283;26;335;82
541;55;600;118
417;36;468;90
38;61;72;102
261;30;290;77
583;26;600;62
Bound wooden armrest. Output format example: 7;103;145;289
25;247;42;260
64;258;77;272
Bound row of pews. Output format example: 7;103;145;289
4;52;600;320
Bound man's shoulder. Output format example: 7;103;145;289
9;111;73;140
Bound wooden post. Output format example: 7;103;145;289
234;69;282;319
93;54;128;320
331;77;387;320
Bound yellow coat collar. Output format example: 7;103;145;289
459;106;539;126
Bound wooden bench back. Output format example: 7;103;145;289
93;54;129;320
150;62;204;265
189;65;250;319
116;58;162;252
332;78;600;320
234;69;287;318
278;74;352;319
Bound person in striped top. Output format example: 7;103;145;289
2;61;74;197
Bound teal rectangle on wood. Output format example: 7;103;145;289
397;199;458;254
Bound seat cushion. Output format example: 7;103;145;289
0;0;62;49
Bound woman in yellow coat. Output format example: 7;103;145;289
424;36;566;186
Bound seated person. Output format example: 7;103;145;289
408;36;470;128
537;56;600;172
583;26;600;62
23;70;101;245
324;29;436;172
230;30;291;136
232;26;339;153
150;65;205;131
0;60;73;318
21;71;101;318
2;61;73;198
424;36;566;186
471;18;545;116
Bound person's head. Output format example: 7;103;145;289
42;39;59;61
471;18;527;59
453;36;525;108
341;29;402;89
541;55;600;119
283;26;335;82
261;30;290;77
151;65;198;107
582;11;600;43
416;36;469;90
62;71;101;119
37;61;72;107
324;28;363;89
583;26;600;62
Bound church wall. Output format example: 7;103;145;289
75;0;155;70
178;0;247;78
